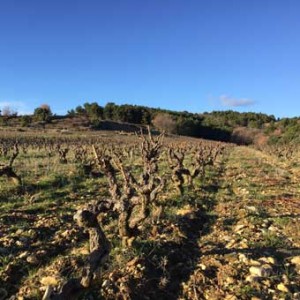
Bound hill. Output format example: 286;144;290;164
0;102;299;146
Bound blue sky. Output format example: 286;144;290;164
0;0;299;118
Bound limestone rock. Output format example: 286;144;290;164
238;254;248;263
18;251;29;259
293;292;300;299
268;225;277;232
246;206;257;213
234;224;245;232
258;257;276;265
26;254;39;265
291;256;300;266
249;259;261;266
225;239;236;249
249;264;272;277
239;240;248;249
277;283;289;293
40;276;59;286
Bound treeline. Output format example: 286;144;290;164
67;102;152;125
66;102;279;142
1;101;298;145
68;102;276;127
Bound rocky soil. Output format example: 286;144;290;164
0;146;299;299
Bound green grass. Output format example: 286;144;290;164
250;232;287;248
238;285;259;298
272;216;291;227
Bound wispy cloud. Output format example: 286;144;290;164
220;95;256;107
0;101;32;115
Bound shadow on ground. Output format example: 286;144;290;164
127;163;228;299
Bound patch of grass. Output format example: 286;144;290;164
0;254;13;270
133;239;158;257
238;285;259;298
250;232;287;248
273;216;291;227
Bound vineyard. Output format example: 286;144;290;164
0;129;299;300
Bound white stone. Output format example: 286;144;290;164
249;259;261;266
291;256;300;266
225;239;236;249
268;225;277;232
277;283;289;293
258;257;276;265
234;224;245;232
102;280;110;288
40;276;58;286
249;264;272;277
293;292;300;300
246;206;257;213
238;254;248;263
18;251;29;259
26;255;39;265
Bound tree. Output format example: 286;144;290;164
152;113;176;134
67;109;76;116
103;102;117;120
83;102;103;123
176;117;201;136
2;106;17;117
33;104;52;122
0;106;17;126
75;105;85;115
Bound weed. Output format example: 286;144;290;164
239;285;259;297
250;232;287;248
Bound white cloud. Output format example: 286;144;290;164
220;95;256;107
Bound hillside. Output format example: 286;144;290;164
0;103;299;146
